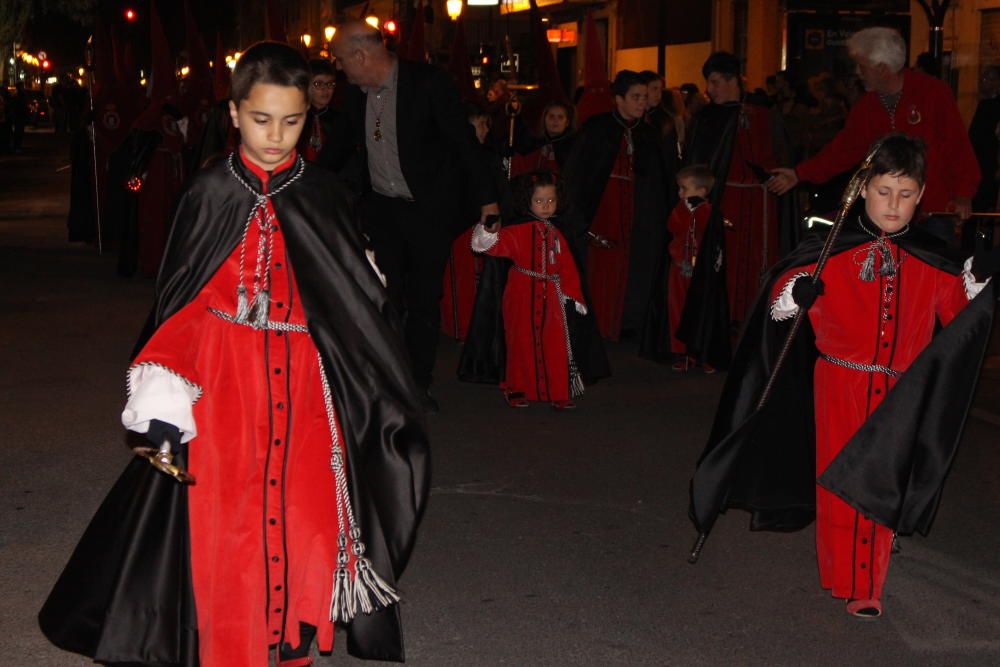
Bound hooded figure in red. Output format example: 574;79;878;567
120;0;187;277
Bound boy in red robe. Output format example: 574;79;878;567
667;165;714;371
471;170;587;409
562;70;671;344
690;135;997;620
40;42;428;666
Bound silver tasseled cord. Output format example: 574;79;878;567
855;217;908;282
317;352;400;623
225;153;305;327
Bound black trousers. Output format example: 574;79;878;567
361;191;452;390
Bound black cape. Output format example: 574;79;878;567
689;215;994;538
39;156;430;664
671;103;739;368
562;111;671;363
674;102;801;369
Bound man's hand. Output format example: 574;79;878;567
480;202;500;225
948;196;973;221
767;167;799;195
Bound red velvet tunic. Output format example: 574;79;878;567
587;134;635;340
772;240;969;603
481;221;585;402
796;69;979;216
130;153;352;664
721;103;779;324
667;200;711;354
440;226;482;341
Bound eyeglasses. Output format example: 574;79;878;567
312;81;336;89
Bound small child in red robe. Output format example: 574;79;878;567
470;170;587;409
667;164;715;372
769;135;992;618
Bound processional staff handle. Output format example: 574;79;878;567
755;141;880;411
688;143;883;566
133;439;197;484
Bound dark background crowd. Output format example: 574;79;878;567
45;10;999;408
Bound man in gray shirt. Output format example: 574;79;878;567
333;21;500;412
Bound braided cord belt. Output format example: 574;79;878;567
820;354;900;379
207;307;309;333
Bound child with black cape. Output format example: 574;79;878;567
688;134;999;618
39;42;429;665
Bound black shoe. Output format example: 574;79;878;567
420;391;440;414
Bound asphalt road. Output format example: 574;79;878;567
2;131;999;666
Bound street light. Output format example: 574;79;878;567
446;0;463;20
301;34;312;49
324;26;336;42
365;16;380;29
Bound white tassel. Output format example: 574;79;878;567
858;245;877;282
352;558;400;614
234;285;251;323
570;368;585;398
329;566;356;623
251;289;270;329
879;244;896;277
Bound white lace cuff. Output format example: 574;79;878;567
963;256;990;300
122;362;202;443
572;300;587;315
470;223;499;253
771;271;809;321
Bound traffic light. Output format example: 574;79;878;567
384;19;398;35
125;8;137;22
41;59;51;70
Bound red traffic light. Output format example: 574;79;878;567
125;8;137;22
384;20;398;34
42;59;51;70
